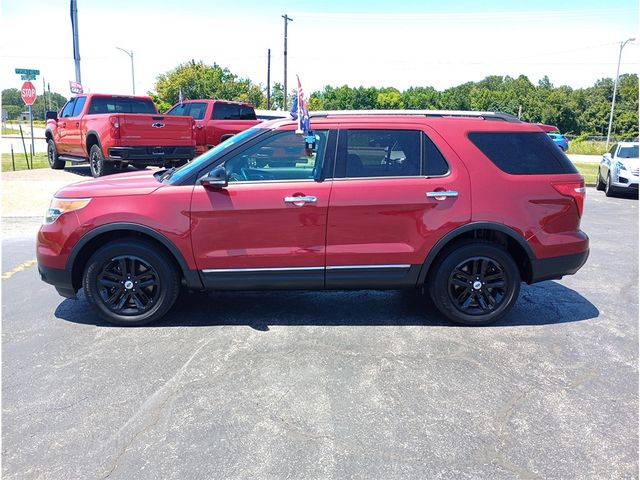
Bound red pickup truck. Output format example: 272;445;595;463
165;99;261;154
45;94;196;177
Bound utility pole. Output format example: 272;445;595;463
116;47;135;95
606;37;635;149
267;48;271;109
71;0;81;83
282;14;293;110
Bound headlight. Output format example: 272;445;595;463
614;161;627;171
44;198;91;224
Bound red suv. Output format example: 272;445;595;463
37;111;589;326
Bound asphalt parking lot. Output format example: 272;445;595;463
2;185;638;479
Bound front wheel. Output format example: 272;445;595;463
47;139;65;170
605;173;616;197
428;241;521;326
82;240;180;326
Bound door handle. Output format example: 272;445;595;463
284;195;317;204
61;122;66;128
75;122;79;127
426;190;458;199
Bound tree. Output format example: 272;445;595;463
2;88;67;120
152;60;266;111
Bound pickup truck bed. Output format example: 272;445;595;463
45;94;196;177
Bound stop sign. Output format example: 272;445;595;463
21;81;37;106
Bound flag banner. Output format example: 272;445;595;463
69;81;83;94
294;75;311;136
179;88;184;106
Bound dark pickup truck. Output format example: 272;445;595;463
165;99;261;154
45;94;196;177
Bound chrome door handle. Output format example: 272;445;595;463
284;195;317;203
426;190;458;198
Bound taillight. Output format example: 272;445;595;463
553;179;586;217
109;116;120;139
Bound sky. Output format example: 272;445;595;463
0;0;638;101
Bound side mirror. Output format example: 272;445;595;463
201;166;228;188
603;153;612;159
46;111;58;121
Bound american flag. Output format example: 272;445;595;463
290;75;310;135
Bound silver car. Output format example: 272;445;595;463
597;142;639;197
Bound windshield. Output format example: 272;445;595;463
168;126;267;184
618;145;639;159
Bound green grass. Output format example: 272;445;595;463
2;152;49;172
573;161;598;186
567;141;607;155
2;127;20;135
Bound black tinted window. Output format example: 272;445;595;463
618;145;638;158
423;133;449;176
213;103;240;120
239;106;257;120
166;104;188;116
468;132;577;175
88;97;157;115
343;130;421;178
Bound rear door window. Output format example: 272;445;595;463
468;132;578;174
337;129;422;178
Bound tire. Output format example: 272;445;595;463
82;239;180;326
47;139;65;170
89;144;113;178
428;241;521;326
605;173;616;197
596;168;605;191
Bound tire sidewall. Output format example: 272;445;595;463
89;144;106;177
429;242;521;326
83;241;179;326
47;139;65;169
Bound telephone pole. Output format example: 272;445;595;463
267;48;271;109
282;14;293;110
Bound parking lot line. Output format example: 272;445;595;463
1;259;37;280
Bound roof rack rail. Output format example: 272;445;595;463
309;109;521;122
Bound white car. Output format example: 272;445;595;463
597;142;639;197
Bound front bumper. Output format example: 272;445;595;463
108;146;195;164
612;170;639;191
38;264;77;299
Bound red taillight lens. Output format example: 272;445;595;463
109;116;120;139
553;179;586;217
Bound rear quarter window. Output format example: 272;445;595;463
468;132;577;175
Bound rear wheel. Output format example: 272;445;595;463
82;240;180;326
47;139;65;170
89;144;113;177
596;168;605;191
428;241;521;325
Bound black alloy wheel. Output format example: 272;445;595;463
448;257;506;316
429;241;521;325
96;255;160;317
89;144;112;177
83;240;180;326
47;139;65;169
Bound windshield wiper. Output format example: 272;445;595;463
158;167;176;182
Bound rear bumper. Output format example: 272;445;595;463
38;264;76;299
108;146;195;164
529;249;589;283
